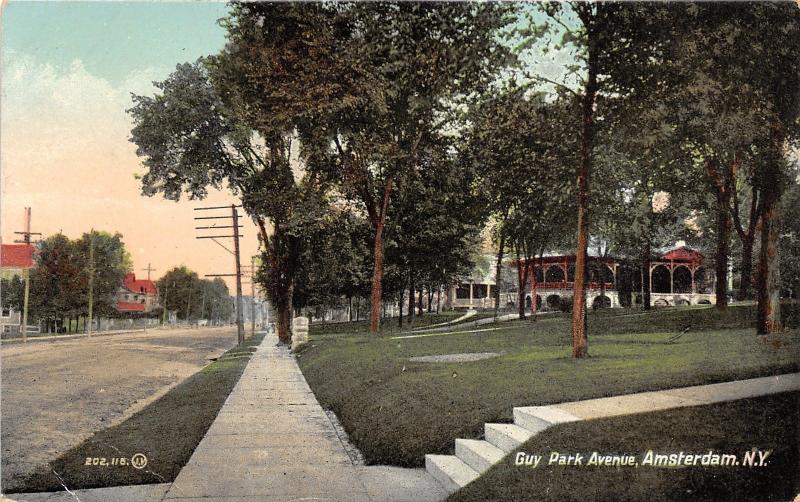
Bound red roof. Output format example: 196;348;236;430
0;244;35;269
662;246;704;263
122;273;158;295
116;302;146;312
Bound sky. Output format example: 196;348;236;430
1;1;263;290
0;1;578;292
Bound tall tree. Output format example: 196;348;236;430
468;87;577;319
157;266;201;321
533;2;627;357
129;60;321;344
664;2;800;330
74;231;132;317
284;2;514;333
29;234;78;330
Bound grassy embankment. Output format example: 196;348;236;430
450;391;799;502
298;304;799;468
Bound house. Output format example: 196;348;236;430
1;243;35;333
115;272;159;314
450;243;717;311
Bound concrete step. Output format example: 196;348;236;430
455;438;505;473
484;423;535;453
513;405;580;433
425;454;480;494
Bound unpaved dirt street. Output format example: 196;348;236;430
0;327;239;492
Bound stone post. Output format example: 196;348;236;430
291;316;309;352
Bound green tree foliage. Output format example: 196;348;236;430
217;2;514;334
28;232;131;326
29;235;79;323
290;202;372;313
1;275;25;311
385;134;486;323
605;2;800;330
74;231;132;317
467;87;577;319
128;60;321;343
780;172;800;300
156;267;232;322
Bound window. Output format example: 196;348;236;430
126;294;131;301
1;307;10;317
455;284;470;299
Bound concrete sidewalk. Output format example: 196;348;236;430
163;332;445;502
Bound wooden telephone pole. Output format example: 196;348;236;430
194;204;244;345
87;229;95;337
142;263;156;281
251;256;256;336
13;207;41;342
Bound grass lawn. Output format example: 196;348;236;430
310;310;466;336
13;332;265;493
297;304;800;468
450;391;800;502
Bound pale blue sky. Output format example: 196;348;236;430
2;1;229;85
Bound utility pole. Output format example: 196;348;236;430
194;204;244;345
250;256;256;336
87;229;95;337
186;289;192;327
200;284;207;324
162;281;173;325
232;205;244;344
14;207;40;342
142;263;156;281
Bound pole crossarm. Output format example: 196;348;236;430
194;205;243;210
194;215;241;220
194;204;245;344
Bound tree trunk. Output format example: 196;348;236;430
571;31;598;359
349;296;353;322
516;256;529;320
530;258;539;320
369;176;393;334
398;287;404;328
418;288;424;316
274;282;293;344
737;235;755;301
714;186;731;309
427;287;432;313
756;190;782;334
493;231;506;321
408;273;416;328
642;239;652;310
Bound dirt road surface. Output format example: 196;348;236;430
0;327;240;492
